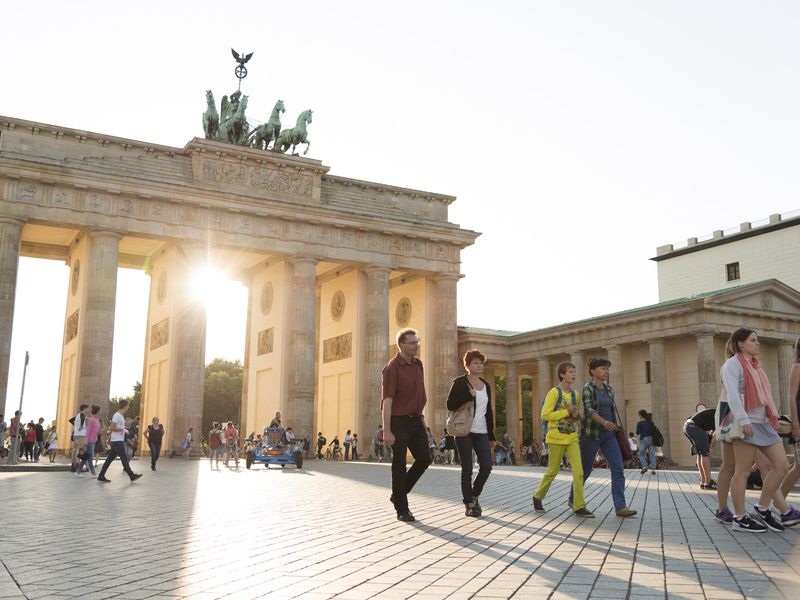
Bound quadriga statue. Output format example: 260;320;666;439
273;109;313;155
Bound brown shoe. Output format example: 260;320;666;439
616;507;637;517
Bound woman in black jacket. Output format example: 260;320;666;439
447;348;495;517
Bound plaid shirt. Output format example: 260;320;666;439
581;380;616;440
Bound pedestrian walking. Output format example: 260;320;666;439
75;405;100;477
569;356;637;517
97;400;142;483
683;407;717;489
224;422;239;467
207;422;223;468
70;404;89;470
182;427;193;458
636;409;658;475
34;418;45;461
344;429;352;461
533;361;593;517
352;433;359;460
145;416;165;471
719;328;793;532
443;429;456;464
373;426;384;462
447;348;495;517
779;336;800;501
303;435;310;459
381;327;432;522
316;432;326;459
23;422;35;461
0;413;6;458
46;429;58;463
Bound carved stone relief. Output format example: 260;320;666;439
257;327;274;356
200;159;313;197
323;333;352;363
53;189;74;208
396;297;412;327
150;318;170;350
65;310;79;344
157;272;167;305
17;183;38;203
71;260;80;296
260;282;273;316
760;293;773;310
331;290;345;321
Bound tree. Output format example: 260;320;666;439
203;358;243;435
110;381;141;417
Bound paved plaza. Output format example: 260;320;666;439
1;460;798;600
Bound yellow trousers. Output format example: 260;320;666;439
533;440;585;510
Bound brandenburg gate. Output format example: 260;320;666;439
0;115;478;452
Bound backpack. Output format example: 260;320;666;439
651;423;664;447
208;429;221;449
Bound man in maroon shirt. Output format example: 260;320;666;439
381;327;432;521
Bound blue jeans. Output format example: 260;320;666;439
34;440;44;461
454;433;492;504
77;441;96;475
639;435;657;469
569;430;627;510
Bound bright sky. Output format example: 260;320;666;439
3;1;800;423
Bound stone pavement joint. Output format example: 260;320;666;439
1;462;798;599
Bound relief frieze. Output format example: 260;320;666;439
323;333;352;363
257;327;274;356
200;159;312;197
65;309;79;345
150;318;169;350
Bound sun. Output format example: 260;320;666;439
190;265;231;308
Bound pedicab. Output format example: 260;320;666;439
246;426;304;469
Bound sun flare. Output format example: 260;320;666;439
190;266;231;307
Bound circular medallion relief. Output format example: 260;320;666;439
157;272;167;305
396;297;412;327
331;290;345;321
70;260;80;296
260;281;274;316
760;293;773;310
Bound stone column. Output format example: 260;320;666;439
648;340;671;458
606;346;626;429
0;218;23;416
433;274;460;436
363;267;390;433
696;334;718;410
505;361;519;449
168;246;207;453
288;258;318;436
75;231;121;416
777;341;796;414
570;351;586;389
536;357;551;444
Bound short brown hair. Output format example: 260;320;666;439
556;361;576;381
396;328;417;347
726;328;756;358
463;349;486;368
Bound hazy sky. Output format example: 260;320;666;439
3;1;800;422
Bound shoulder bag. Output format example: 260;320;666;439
715;383;744;443
446;377;475;437
613;404;633;461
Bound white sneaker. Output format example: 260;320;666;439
77;473;85;478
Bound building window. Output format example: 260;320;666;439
726;262;740;281
645;361;651;384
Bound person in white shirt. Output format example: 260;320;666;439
97;400;142;483
70;404;89;469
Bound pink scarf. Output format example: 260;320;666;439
736;353;779;427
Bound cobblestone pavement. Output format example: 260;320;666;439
1;460;798;600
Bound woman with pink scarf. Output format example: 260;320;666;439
722;328;792;533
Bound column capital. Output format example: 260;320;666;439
0;217;25;228
364;265;391;277
87;230;122;241
432;272;463;282
288;256;319;268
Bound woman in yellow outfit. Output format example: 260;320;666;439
533;362;594;517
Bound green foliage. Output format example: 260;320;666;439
203;358;243;434
521;378;533;445
494;375;506;436
110;381;142;417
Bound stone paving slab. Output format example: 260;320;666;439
0;460;798;599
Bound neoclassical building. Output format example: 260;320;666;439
0;116;478;452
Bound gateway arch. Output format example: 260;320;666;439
0;116;479;453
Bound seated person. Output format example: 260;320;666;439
269;411;282;429
328;435;341;456
285;427;295;444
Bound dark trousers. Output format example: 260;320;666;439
390;415;431;514
149;441;161;469
99;441;135;479
344;443;351;461
455;433;492;504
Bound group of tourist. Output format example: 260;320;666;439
0;413;47;462
381;326;800;529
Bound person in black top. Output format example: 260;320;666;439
34;417;45;462
144;416;165;471
635;410;657;475
683;407;717;490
